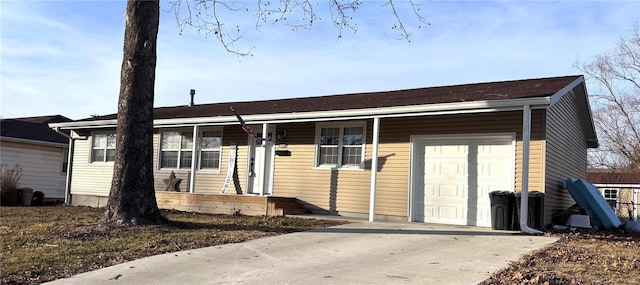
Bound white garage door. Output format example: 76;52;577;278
411;134;515;227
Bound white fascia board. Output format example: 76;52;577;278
593;184;640;189
50;97;551;129
0;136;68;148
156;97;551;125
49;120;117;130
549;76;584;105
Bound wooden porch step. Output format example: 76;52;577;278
268;197;311;216
283;208;311;215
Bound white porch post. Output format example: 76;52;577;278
189;125;199;193
261;123;269;196
633;188;639;221
369;117;380;222
520;105;543;234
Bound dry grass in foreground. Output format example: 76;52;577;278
2;206;639;285
481;228;640;285
0;206;346;285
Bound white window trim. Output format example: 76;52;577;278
314;121;367;170
602;188;620;210
197;128;223;173
61;148;69;174
89;131;116;164
158;129;193;170
158;127;223;173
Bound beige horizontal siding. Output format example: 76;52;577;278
69;138;114;197
272;122;371;214
195;126;251;194
616;188;638;219
545;90;589;225
153;127;251;194
514;109;546;193
272;111;546;218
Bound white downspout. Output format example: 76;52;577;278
521;105;543;234
189;125;199;193
64;138;74;204
52;127;77;205
369;117;380;222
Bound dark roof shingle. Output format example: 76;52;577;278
587;172;640;185
1;115;72;144
80;75;581;122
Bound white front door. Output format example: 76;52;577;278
248;146;265;195
411;134;515;227
247;128;274;195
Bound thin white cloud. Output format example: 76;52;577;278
1;0;638;120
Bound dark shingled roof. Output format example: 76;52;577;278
1;115;72;144
587;172;640;185
79;75;581;122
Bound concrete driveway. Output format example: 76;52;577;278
46;220;557;285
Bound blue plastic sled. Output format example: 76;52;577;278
565;178;622;229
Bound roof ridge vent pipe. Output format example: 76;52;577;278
520;104;544;235
189;89;195;107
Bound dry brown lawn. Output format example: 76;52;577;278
0;206;346;284
482;227;640;285
1;206;639;285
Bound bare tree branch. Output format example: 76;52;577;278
168;0;428;55
578;22;640;170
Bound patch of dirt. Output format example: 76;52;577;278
480;228;640;285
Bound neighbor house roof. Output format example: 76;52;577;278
80;75;582;121
587;172;640;185
1;115;72;145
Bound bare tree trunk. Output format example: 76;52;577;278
105;0;165;224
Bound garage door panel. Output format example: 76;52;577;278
413;135;514;227
439;185;463;197
424;184;436;196
438;206;460;220
424;206;435;219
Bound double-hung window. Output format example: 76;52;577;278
603;188;619;211
159;129;223;170
199;130;222;169
91;133;116;163
315;122;366;169
160;131;193;169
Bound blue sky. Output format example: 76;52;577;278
1;1;639;120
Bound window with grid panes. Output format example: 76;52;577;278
91;133;116;162
316;122;365;168
603;188;619;210
199;130;222;169
160;131;193;169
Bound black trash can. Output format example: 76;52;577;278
32;191;45;206
489;191;515;230
515;191;545;230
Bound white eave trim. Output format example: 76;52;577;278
0;136;68;148
49;97;552;130
593;183;640;189
549;76;585;105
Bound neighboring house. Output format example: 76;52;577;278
1;115;72;201
587;171;640;221
50;75;598;227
